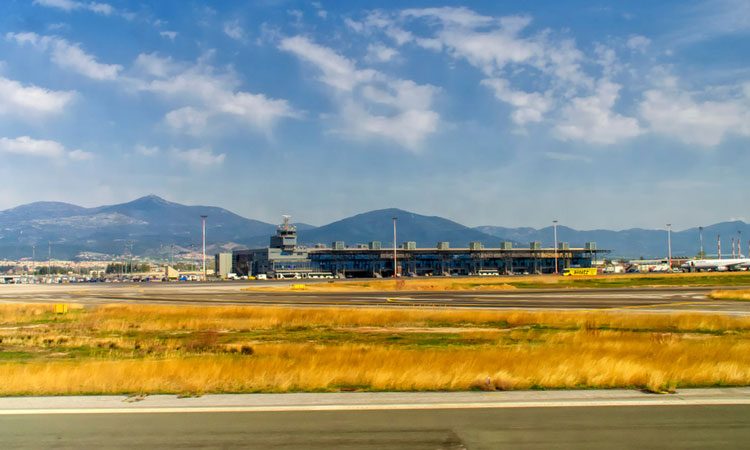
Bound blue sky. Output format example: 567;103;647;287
0;0;748;230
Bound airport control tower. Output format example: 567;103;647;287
270;215;297;251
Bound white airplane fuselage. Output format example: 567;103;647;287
681;258;750;271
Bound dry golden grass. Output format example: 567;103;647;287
1;335;748;395
1;303;749;395
2;303;750;332
710;289;750;301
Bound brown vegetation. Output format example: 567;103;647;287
710;289;750;301
0;303;748;395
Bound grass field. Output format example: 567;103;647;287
246;272;750;292
710;289;750;301
1;303;749;396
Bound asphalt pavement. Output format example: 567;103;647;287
2;389;749;449
1;282;750;314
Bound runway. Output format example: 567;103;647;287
2;389;749;449
1;282;749;314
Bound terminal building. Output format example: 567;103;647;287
229;217;609;278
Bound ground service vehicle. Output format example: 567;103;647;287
563;268;598;276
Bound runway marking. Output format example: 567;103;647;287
617;301;706;310
2;397;750;415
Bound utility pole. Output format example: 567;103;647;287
47;241;51;281
553;219;558;274
738;231;743;257
698;226;704;259
667;224;672;269
201;215;207;281
392;216;398;278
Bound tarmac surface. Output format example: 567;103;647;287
1;282;750;314
1;389;749;449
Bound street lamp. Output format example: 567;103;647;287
201;215;207;281
392;217;398;278
698;226;704;259
553;220;558;274
666;224;672;269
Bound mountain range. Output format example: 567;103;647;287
0;195;746;260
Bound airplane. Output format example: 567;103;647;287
681;257;750;272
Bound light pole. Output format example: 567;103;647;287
738;231;743;257
553;220;558;274
666;224;672;269
698;226;704;259
392;217;398;278
718;234;722;259
201;215;207;281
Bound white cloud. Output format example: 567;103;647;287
0;136;90;160
164;106;209;132
340;102;438;150
358;6;598;141
395;9;544;76
159;31;178;41
133;52;176;78
344;18;364;33
6;32;122;80
639;84;750;147
481;78;552;125
52;40;121;80
0;76;75;117
0;136;65;158
626;35;651;52
594;44;620;78
135;53;298;134
171;148;225;168
312;2;327;19
280;36;439;150
134;144;159;157
402;7;498;28
366;43;398;63
555;80;642;145
223;20;244;41
279;36;376;91
34;0;114;15
68;149;94;160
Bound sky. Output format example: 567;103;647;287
0;0;748;230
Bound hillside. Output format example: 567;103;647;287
298;208;498;248
0;195;275;259
477;221;750;259
1;195;745;260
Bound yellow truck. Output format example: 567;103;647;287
562;268;598;276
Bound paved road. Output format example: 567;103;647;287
1;283;750;314
2;389;749;449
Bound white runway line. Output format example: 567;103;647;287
2;395;750;415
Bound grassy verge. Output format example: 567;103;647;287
245;272;750;293
1;304;749;395
709;290;750;301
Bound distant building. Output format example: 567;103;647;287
232;216;312;278
232;218;609;278
214;253;233;279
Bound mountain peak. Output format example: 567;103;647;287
132;194;170;205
